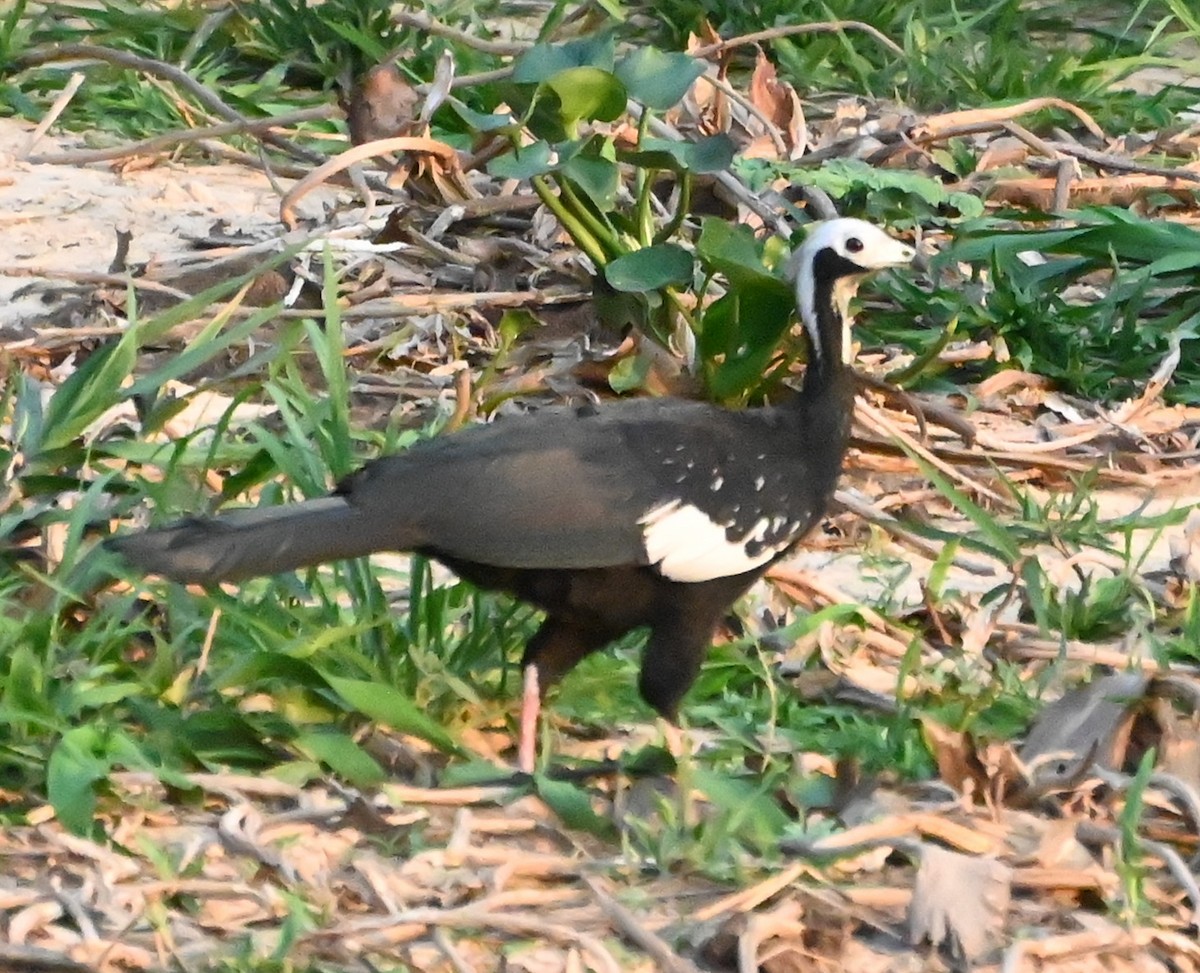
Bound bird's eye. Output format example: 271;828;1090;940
845;237;864;253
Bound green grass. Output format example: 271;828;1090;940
7;1;1200;144
2;0;1199;907
7;2;1200;405
645;0;1200;131
0;250;1166;840
0;261;911;832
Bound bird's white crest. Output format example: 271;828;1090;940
639;500;795;582
787;218;916;365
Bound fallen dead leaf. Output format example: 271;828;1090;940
908;844;1012;962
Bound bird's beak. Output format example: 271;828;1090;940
876;237;918;270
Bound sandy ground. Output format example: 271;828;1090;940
0;116;340;332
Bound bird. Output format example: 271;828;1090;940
107;218;915;773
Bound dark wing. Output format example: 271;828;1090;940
338;402;676;569
110;396;827;585
342;397;824;579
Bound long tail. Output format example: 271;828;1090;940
107;496;412;585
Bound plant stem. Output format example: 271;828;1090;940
654;171;692;246
634;109;655;246
635;171;657;247
885;315;957;387
556;176;625;261
530;175;609;267
665;288;698;334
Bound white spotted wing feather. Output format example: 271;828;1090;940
639;499;800;582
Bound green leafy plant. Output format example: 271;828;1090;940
0;250;493;825
640;0;1200;131
1113;748;1156;924
0;0;30;71
4;0;427;138
5;5;1200;908
865;208;1200;405
738;157;985;225
457;36;860;402
235;0;398;88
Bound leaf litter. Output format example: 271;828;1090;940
3;13;1200;973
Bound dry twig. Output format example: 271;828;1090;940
13;44;324;164
25;106;340;167
693;20;905;59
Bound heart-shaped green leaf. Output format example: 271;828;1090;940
618;134;735;174
563;154;620;209
488;140;556;180
608;351;653;393
449;101;519;133
615;48;705;110
545;66;627;131
605;244;694;292
697;218;785;287
701;281;796;401
512;34;616;83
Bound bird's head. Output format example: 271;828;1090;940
788;218;916;366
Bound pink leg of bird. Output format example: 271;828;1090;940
660;719;685;760
518;663;540;774
660;718;697;826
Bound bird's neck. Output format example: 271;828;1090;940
796;256;858;410
789;259;859;495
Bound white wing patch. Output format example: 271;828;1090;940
639;500;794;582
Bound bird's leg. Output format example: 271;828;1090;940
640;608;724;828
638;626;710;730
518;663;540;775
658;717;698;827
659;718;685;761
519;615;616;773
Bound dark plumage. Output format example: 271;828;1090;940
107;218;915;770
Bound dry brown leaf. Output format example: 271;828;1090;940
417;145;478;204
1032;818;1099;871
959;599;1001;656
812;98;868;148
195;892;271;930
1153;697;1200;794
344;62;419;145
8;900;64;945
684;23;730;135
738;899;804;973
919;716;988;799
975;135;1032;171
70;940;159;971
745;50;806;159
11;63;1200;973
217;805;292;878
908;844;1011;961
